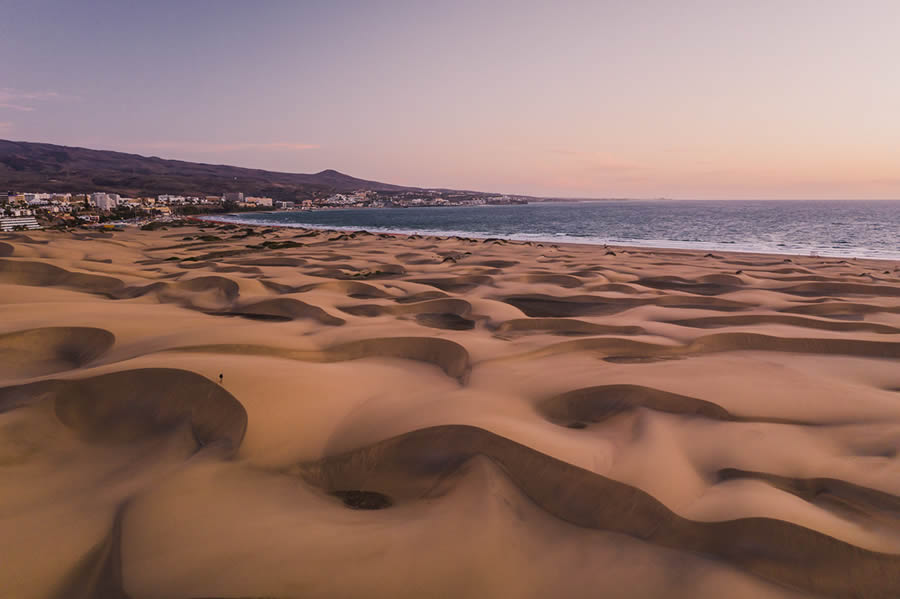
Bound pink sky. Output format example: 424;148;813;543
3;1;899;198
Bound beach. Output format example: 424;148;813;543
2;221;900;598
206;200;900;261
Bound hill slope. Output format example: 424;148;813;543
0;139;420;200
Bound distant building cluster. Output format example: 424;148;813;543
224;193;274;208
1;190;277;229
1;186;527;230
315;190;527;209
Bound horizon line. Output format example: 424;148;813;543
3;138;899;202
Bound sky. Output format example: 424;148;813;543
2;0;899;199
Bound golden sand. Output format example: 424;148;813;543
1;222;899;598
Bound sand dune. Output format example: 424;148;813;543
634;275;743;295
775;281;900;298
298;424;900;598
295;279;394;298
665;314;900;334
782;301;900;317
537;384;733;426
338;297;475;330
338;296;471;318
717;468;900;516
495;317;645;337
0;258;125;294
168;335;472;383
220;297;346;325
0;222;898;598
1;367;245;450
411;274;494;292
500;292;751;317
507;331;900;363
0;326;115;379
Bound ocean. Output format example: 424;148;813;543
209;200;900;260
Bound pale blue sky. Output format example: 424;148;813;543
3;0;899;198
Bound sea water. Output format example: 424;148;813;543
210;200;900;260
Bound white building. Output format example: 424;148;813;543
25;193;51;206
0;216;41;231
92;192;117;212
4;208;35;217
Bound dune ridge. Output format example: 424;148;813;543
509;331;900;363
298;424;900;599
0;326;115;379
1;368;247;450
665;314;900;334
167;336;472;383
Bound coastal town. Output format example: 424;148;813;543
0;188;528;231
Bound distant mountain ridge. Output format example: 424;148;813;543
0;139;428;200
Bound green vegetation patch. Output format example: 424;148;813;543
247;240;304;250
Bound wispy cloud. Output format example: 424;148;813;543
0;122;12;133
0;103;35;112
137;141;320;153
0;89;66;112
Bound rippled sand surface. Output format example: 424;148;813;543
1;223;899;598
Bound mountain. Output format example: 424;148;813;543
0;139;421;200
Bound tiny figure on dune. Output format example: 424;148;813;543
219;373;224;384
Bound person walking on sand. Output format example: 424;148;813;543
219;373;223;384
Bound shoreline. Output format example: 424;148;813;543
193;213;900;265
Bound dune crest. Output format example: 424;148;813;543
0;326;115;379
1;368;246;450
298;424;900;598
